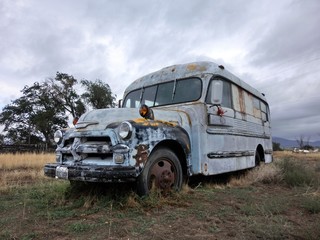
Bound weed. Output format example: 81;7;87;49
0;231;12;240
215;205;234;218
208;225;220;233
229;163;283;187
277;158;317;187
301;197;320;214
130;217;157;236
300;222;320;240
21;232;37;240
315;163;320;173
245;215;290;239
258;198;288;215
68;221;94;233
240;204;258;216
228;187;255;202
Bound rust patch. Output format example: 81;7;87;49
238;87;245;113
238;87;246;120
187;64;197;71
133;118;178;127
187;63;207;72
134;144;149;167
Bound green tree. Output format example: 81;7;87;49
0;72;116;146
0;133;4;144
272;142;282;151
81;79;116;109
0;82;68;146
45;72;86;118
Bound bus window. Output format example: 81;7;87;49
261;102;269;122
124;89;141;108
253;97;261;118
174;78;202;103
155;81;174;106
141;85;157;106
232;85;241;112
206;79;232;108
244;91;253;115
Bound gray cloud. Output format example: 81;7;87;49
0;0;319;140
249;0;320;66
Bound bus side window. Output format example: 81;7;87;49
261;102;269;122
253;97;261;118
244;91;253;116
222;81;232;108
206;79;232;108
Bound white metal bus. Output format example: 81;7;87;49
45;61;272;195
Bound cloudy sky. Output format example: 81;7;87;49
1;0;320;141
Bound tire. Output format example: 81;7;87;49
137;147;183;196
255;150;261;167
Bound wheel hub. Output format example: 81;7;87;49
150;160;175;190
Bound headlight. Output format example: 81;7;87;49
118;121;133;140
54;130;63;144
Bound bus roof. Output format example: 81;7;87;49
124;61;267;102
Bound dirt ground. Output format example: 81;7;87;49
0;152;320;240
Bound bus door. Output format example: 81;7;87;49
205;79;235;159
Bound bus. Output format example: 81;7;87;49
44;61;272;195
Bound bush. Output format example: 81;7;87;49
277;158;317;187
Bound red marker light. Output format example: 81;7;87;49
73;117;79;125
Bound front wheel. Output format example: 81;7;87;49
137;147;183;196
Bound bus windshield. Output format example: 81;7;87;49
123;78;202;108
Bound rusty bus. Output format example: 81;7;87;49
44;61;272;195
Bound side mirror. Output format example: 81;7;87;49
210;80;223;105
118;99;123;108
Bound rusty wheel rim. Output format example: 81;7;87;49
149;159;176;191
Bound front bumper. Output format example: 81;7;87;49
44;163;137;182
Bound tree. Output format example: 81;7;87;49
272;142;282;151
0;72;116;146
0;134;4;144
0;82;68;146
45;72;86;118
81;79;116;109
296;135;310;149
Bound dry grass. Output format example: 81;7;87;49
0;153;55;192
229;163;283;187
229;151;320;188
274;150;320;161
0;152;54;170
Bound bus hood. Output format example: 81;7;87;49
75;108;190;130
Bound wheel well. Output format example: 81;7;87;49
151;140;188;176
256;144;265;162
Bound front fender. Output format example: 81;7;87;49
131;119;191;174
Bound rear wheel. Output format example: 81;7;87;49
255;150;261;167
137;148;183;196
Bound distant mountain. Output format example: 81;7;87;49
273;137;320;148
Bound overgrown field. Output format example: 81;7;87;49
0;152;320;239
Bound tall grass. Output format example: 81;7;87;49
229;163;283;187
229;152;320;189
0;152;54;170
274;151;320;161
0;153;55;192
277;157;320;188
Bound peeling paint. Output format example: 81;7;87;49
133;144;149;167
